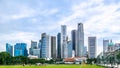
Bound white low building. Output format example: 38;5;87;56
28;55;38;59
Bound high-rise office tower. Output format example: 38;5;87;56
41;33;51;59
6;43;13;56
31;40;37;49
57;33;61;59
88;37;96;58
103;40;109;53
38;40;42;49
29;40;37;55
33;48;40;58
61;25;68;58
83;46;87;57
67;41;72;58
71;30;77;56
77;23;84;57
14;43;28;56
51;36;56;59
103;40;109;63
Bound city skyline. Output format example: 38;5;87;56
1;0;120;56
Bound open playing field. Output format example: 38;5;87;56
0;64;104;68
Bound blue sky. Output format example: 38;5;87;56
0;0;120;55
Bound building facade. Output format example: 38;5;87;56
67;41;72;58
14;43;28;56
103;40;109;53
33;48;40;58
77;23;84;57
29;40;37;55
88;37;96;58
51;36;56;59
38;40;42;49
57;33;61;59
83;46;87;57
71;30;77;56
61;25;68;58
6;43;13;56
41;33;51;60
114;43;120;51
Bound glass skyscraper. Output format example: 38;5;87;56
29;40;37;55
77;23;84;57
71;30;77;56
41;33;51;59
6;43;13;56
61;25;68;58
14;43;28;56
103;40;109;53
67;41;72;58
88;37;96;58
57;33;61;59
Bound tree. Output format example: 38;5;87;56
116;52;120;64
0;52;12;65
13;56;29;64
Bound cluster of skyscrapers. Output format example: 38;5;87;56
6;23;97;59
6;43;28;57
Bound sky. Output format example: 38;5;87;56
0;0;120;56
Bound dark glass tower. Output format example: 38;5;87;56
57;33;61;59
14;43;28;56
71;30;77;56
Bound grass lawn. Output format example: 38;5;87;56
0;64;104;68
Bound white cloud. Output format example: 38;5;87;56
0;32;39;52
31;18;37;23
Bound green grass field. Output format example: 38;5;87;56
0;64;104;68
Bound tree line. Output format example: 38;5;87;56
0;52;57;65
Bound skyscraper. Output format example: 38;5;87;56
77;23;84;57
61;25;68;58
33;48;40;58
41;33;51;59
51;36;56;59
67;41;72;58
31;40;37;49
83;46;87;57
6;43;13;56
103;40;109;53
29;40;37;55
88;37;96;58
14;43;28;56
57;33;61;59
38;40;42;49
71;30;77;56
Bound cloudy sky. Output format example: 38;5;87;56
0;0;120;55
